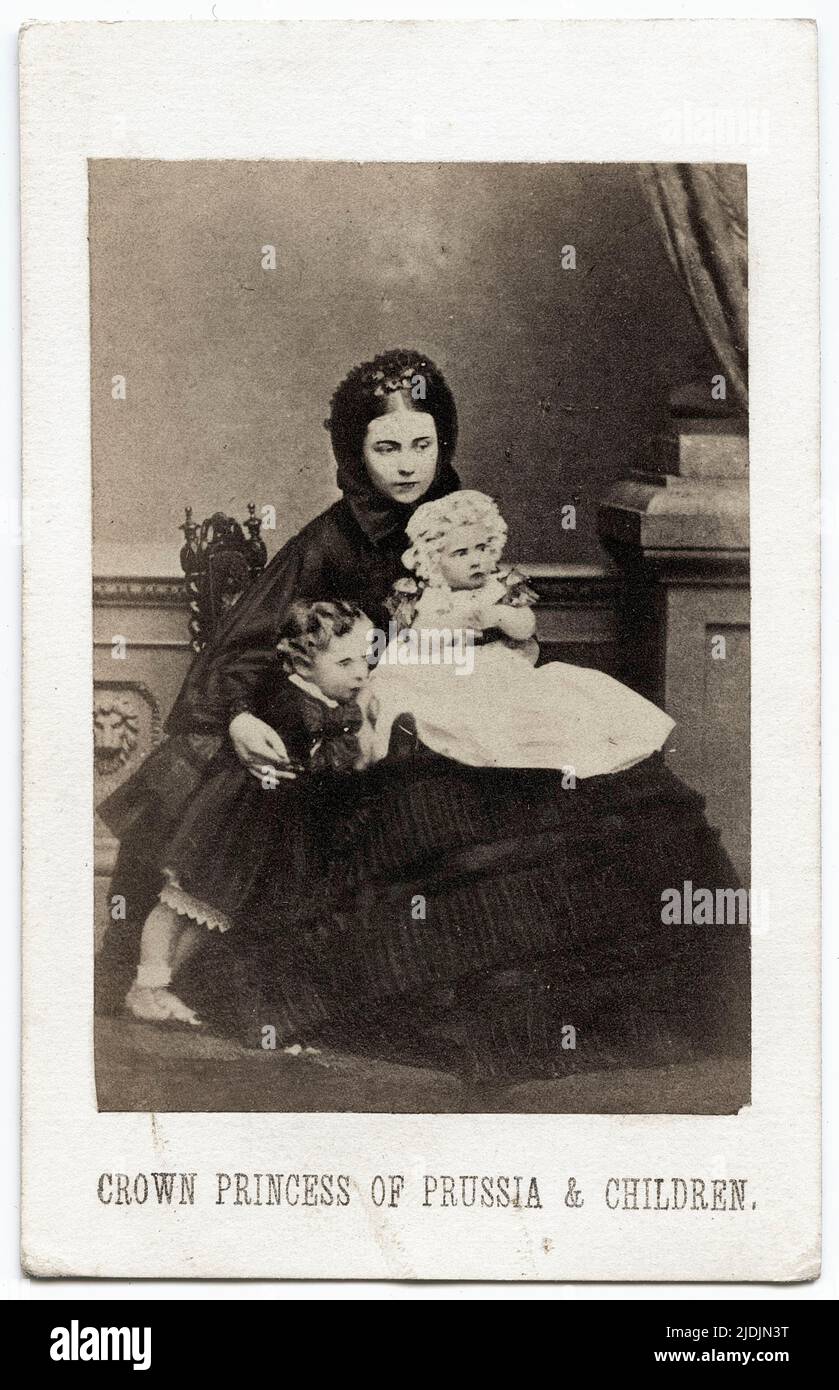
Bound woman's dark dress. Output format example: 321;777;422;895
181;739;749;1082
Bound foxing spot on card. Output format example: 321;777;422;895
21;19;819;1281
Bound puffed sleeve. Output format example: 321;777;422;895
166;527;325;735
383;576;420;632
496;566;540;608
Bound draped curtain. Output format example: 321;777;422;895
639;164;748;413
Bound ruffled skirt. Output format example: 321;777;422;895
177;745;750;1083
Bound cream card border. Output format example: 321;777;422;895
21;18;820;1280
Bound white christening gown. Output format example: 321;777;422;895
366;579;675;779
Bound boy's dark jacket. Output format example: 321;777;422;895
251;674;364;777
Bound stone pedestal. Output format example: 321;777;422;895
598;405;750;881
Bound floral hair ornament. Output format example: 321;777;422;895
322;349;437;432
368;359;430;399
402;490;509;584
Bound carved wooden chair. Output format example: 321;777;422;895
179;504;268;651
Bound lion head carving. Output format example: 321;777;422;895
94;695;141;773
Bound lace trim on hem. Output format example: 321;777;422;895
160;870;233;933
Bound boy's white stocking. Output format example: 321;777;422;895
172;921;205;974
134;901;181;989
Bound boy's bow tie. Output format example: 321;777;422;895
301;699;364;740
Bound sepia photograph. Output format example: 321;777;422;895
90;158;751;1116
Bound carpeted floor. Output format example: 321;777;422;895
95;1016;750;1114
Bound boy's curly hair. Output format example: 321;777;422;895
276;599;369;672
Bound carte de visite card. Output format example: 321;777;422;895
20;18;820;1281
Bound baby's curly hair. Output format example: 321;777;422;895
325;349;458;473
401;490;508;585
276;599;369;673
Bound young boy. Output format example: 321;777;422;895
125;599;373;1027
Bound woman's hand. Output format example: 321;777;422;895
492;604;538;641
229;712;297;782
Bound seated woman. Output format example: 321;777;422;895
99;348;749;1091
